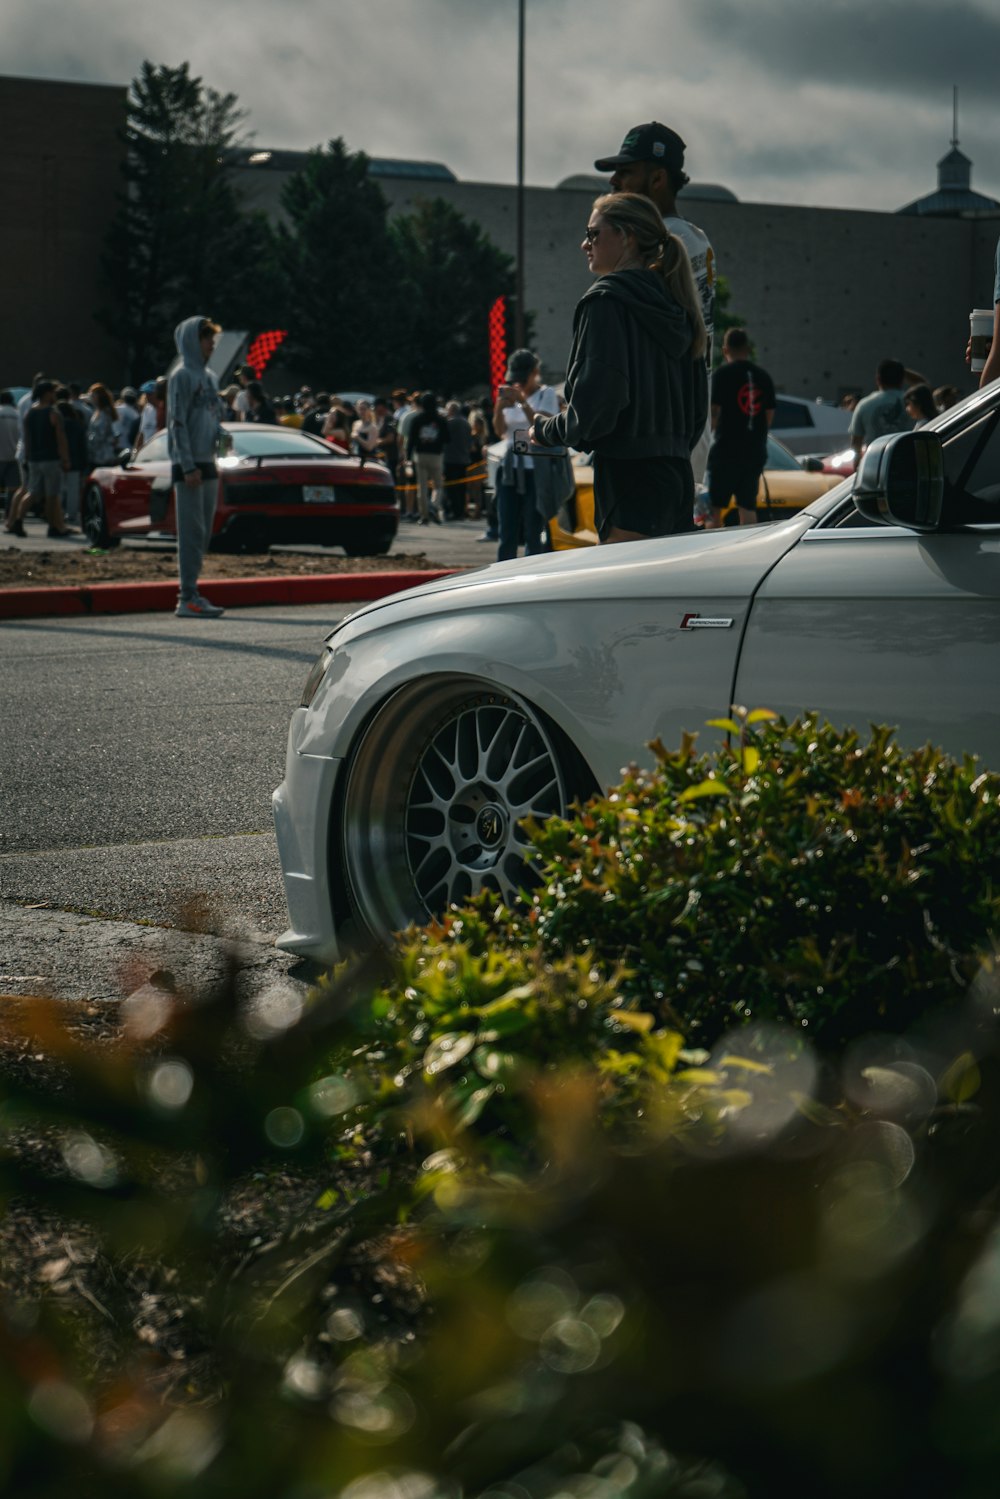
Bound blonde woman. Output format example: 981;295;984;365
531;191;707;543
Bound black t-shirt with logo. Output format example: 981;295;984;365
407;413;450;457
709;359;776;467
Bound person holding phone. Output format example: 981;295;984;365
531;192;707;544
492;348;560;561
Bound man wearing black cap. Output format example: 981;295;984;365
594;122;716;481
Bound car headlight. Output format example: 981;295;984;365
301;645;334;707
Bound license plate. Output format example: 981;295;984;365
303;485;334;504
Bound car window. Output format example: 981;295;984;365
943;408;1000;517
134;433;168;464
773;399;813;429
819;406;1000;530
765;436;800;471
226;429;334;458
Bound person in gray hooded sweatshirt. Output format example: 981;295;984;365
167;315;225;617
531;192;707;543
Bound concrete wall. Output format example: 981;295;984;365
379;175;997;400
0;77;126;388
4;71;999;401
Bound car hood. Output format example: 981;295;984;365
329;514;814;644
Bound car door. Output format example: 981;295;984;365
113;433;173;533
733;397;1000;765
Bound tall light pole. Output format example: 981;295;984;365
515;0;526;348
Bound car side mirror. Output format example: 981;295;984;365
854;430;944;531
118;448;133;467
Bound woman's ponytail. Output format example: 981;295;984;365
593;192;707;360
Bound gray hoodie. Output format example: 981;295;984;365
535;270;707;461
167;316;222;474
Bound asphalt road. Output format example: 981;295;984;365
0;601;354;1003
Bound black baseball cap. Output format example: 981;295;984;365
594;122;686;173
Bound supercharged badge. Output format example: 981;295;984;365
680;613;734;630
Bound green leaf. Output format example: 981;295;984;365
791;1092;845;1128
679;778;732;802
423;1031;477;1077
745;708;779;725
705;718;742;734
472;1046;521;1081
615;1012;655;1034
940;1051;981;1104
717;1054;773;1075
742;746;760;775
456;1085;497;1128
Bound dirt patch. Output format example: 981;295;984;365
0;547;456;590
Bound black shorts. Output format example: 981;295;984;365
708;459;763;512
592;454;694;540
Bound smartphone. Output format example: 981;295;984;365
497;384;516;400
512;430;531;455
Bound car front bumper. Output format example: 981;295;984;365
272;706;343;965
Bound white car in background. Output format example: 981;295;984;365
770;393;851;456
274;380;1000;964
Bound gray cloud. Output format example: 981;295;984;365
681;0;1000;98
3;0;998;214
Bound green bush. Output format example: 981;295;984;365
489;710;1000;1046
4;714;1000;1499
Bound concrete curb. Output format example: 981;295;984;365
0;570;460;621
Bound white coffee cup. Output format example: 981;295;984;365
970;308;993;373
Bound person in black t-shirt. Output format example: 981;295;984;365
706;327;775;527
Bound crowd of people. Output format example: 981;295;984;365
1;377;166;538
5;114;995;572
217;373;499;535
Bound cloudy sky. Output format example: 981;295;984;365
8;0;1000;211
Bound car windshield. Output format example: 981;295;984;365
223;428;336;459
765;435;801;471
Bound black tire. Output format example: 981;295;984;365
210;519;270;554
339;677;579;945
341;526;396;558
81;485;119;549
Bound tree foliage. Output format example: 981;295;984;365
277;145;521;394
102;72;531;393
276;139;404;389
712;272;748;365
98;61;284;380
391;197;522;393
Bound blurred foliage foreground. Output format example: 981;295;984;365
4;713;1000;1498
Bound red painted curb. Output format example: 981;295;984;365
0;570;460;621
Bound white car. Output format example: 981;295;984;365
273;381;1000;963
771;393;851;457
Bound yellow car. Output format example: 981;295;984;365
551;436;842;548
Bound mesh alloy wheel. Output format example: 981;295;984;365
340;678;567;943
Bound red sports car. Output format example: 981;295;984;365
82;424;399;555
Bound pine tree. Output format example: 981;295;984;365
392;198;522;394
99;61;284;379
277;140;402;389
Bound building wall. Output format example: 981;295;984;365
4;71;999;401
0;76;126;387
379;176;997;399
